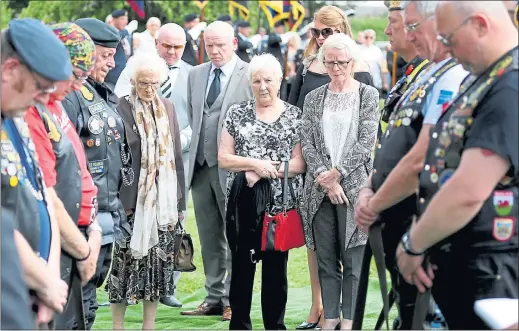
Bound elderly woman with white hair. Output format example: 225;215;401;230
105;51;186;330
219;53;305;330
300;33;379;330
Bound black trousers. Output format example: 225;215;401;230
229;247;289;330
430;250;518;330
72;243;113;330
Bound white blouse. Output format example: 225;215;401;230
322;89;358;167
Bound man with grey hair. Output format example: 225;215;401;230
137;17;161;53
114;23;192;308
357;0;468;326
397;1;518;329
181;20;252;321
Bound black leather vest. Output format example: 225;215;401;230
418;49;518;254
35;104;83;226
1;118;42;254
372;59;456;224
68;80;125;212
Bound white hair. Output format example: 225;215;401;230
438;1;509;18
204;20;235;38
125;50;169;83
105;14;112;24
405;1;439;18
364;29;376;38
248;53;283;82
147;17;161;26
317;33;362;67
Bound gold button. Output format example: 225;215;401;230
432;132;438;139
424;164;430;171
419;198;425;204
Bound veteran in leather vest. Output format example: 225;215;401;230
354;1;468;329
397;2;518;329
181;21;253;320
1;18;72;327
60;17;131;329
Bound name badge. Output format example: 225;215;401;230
88;160;105;174
88;102;105;116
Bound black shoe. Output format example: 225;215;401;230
160;295;183;308
296;315;321;330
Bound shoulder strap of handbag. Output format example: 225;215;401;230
282;160;292;213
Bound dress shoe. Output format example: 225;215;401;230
160;295;183;308
296;314;322;329
222;306;232;321
180;301;223;316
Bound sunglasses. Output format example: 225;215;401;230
310;27;339;39
160;42;185;51
436;16;473;47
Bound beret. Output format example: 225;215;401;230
384;0;406;11
184;13;198;23
236;20;251;28
111;9;127;18
49;22;96;72
217;14;232;22
75;18;121;48
7;18;72;82
274;20;285;28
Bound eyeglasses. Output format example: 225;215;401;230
436;16;473;47
73;72;88;84
160;42;185;51
323;59;352;69
364;36;374;39
310;27;339;39
405;15;433;32
137;81;160;89
28;70;56;94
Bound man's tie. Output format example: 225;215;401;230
160;66;178;99
206;68;221;108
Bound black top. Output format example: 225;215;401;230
386;50;407;82
288;63;375;111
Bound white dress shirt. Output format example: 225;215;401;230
205;54;238;98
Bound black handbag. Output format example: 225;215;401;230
172;222;196;272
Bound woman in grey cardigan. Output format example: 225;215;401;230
300;33;379;330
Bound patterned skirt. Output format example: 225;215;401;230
105;216;176;303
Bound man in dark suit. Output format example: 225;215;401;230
182;13;200;66
267;20;287;99
235;20;253;63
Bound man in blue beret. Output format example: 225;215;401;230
1;18;72;328
62;17;132;330
104;9;138;90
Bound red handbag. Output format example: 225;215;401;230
261;163;305;252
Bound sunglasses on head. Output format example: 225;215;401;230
310;27;338;39
160;42;185;51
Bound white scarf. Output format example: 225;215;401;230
129;92;178;259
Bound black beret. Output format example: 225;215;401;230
236;20;251;28
184;13;198;23
111;9;127;18
217;14;232;22
75;18;121;48
274;20;285;28
7;18;71;81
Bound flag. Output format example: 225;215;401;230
229;0;250;21
194;0;209;10
259;0;290;28
290;0;305;31
126;0;145;19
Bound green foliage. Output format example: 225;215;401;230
1;2;14;29
350;16;389;41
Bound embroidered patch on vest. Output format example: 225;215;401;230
80;85;94;101
493;191;514;216
43;113;61;143
88;102;105;116
492;217;515;242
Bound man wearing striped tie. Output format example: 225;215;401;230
114;22;193;308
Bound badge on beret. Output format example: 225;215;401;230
493;217;514;242
388;0;402;11
81;85;94;101
493;191;514;216
87;116;103;135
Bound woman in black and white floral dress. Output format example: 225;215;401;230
219;53;306;330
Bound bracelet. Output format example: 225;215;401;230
77;246;91;262
401;232;425;256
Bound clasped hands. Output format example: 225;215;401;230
245;159;281;188
315;169;349;205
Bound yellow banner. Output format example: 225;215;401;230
259;0;289;28
290;0;305;32
194;0;209;10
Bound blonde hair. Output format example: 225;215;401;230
303;5;354;60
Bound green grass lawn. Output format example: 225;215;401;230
93;198;396;330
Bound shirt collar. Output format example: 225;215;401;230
211;54;238;77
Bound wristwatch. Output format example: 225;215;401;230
86;221;102;235
401;231;424;256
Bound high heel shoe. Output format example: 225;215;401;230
296;314;322;330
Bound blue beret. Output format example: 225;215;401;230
111;9;127;18
75;18;121;48
7;18;72;82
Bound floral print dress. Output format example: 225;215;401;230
224;100;304;214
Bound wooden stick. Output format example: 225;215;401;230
198;7;205;64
